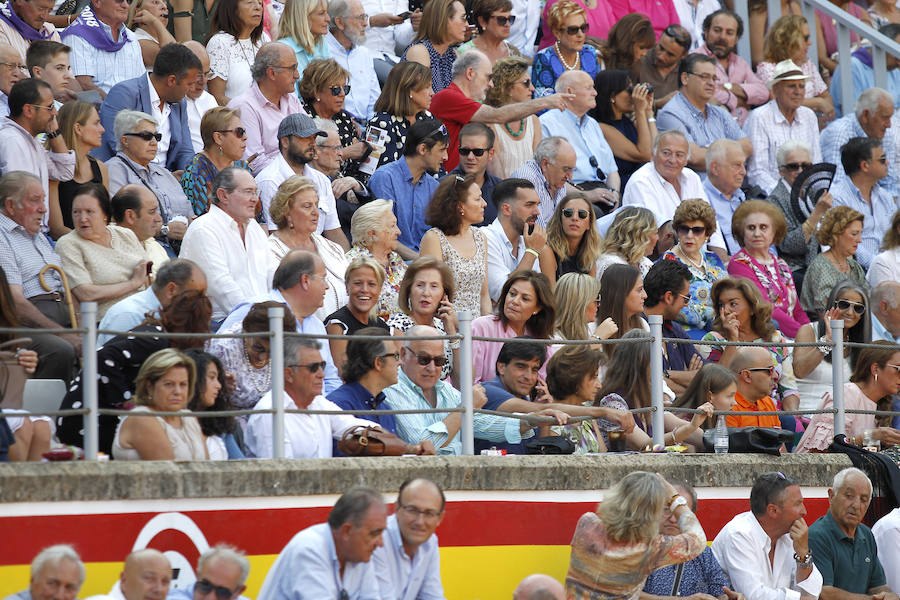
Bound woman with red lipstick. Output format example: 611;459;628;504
420;173;492;317
799;207;869;318
56;183;149;320
538;192;600;287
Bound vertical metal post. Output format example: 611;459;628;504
269;306;285;459
837;23;853;116
81;302;98;460
831;319;846;437
802;1;819;67
735;0;751;65
458;310;474;456
873;46;888;91
649;315;665;449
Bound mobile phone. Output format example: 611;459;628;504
146;261;153;276
397;10;411;18
527;223;534;235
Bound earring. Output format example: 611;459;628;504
409;94;413;98
371;235;378;242
288;219;294;230
315;97;320;102
218;145;223;156
875;372;879;383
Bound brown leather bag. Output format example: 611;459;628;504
0;338;33;410
337;425;408;456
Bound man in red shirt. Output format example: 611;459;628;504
430;49;571;170
727;347;782;428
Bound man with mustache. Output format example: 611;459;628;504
697;9;767;126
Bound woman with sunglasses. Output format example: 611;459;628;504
766;140;831;292
387;257;459;386
794;281;871;416
591;70;656;189
206;0;269;105
298;59;369;175
484;56;542;178
538;193;600;286
532;1;601;97
401;0;468;93
728;200;810;339
419;173;491;317
660;199;727;339
538;0;614;52
595;206;657;280
800;206;869;318
472;270;556;384
180;107;251;216
796;340;900;453
457;0;520;65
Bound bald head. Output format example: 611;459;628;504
556;70;595;116
0;43;25;95
513;574;566;600
730;346;772;374
120;549;171;600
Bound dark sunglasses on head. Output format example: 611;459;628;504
329;84;351;96
835;299;866;314
125;131;162;142
459;146;490;156
216;127;247;138
409;350;448;367
492;15;516;25
194;580;236;600
663;24;691;47
676;224;706;236
779;161;812;171
562;207;589;219
563;23;589;35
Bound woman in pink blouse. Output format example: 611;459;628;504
471;271;556;384
727;200;810;338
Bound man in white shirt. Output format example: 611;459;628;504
256;113;349;250
326;0;380;122
372;478;446;600
110;184;169;276
873;507;900;593
483;177;544;302
180;166;268;324
361;0;416;61
182;41;218;154
622;130;726;252
744;59;821;195
507;0;540;57
712;471;823;600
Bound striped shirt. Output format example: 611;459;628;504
64;23;143;93
0;212;63;298
744;100;822;195
510;159;566;228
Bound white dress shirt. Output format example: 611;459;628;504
256;154;340;233
507;0;541;57
873;507;900;593
622;161;726;249
361;0;414;59
371;514;444;600
325;32;381;121
867;247;900;289
146;73;172;167
179;204;269;321
711;511;823;600
744;100;821;195
186;91;219;153
245;392;375;458
482;218;540;302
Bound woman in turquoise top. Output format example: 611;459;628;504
278;0;330;94
402;0;468;92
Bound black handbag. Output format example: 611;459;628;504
702;426;794;455
524;435;576;455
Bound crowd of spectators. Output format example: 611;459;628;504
0;0;899;466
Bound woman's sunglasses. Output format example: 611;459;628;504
834;299;866;314
563;23;589;35
329;84;351;96
216;127;247;138
492;15;516;25
676;224;706;237
562;208;590;220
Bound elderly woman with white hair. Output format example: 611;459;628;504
344;199;406;322
766;139;833;291
105;110;195;251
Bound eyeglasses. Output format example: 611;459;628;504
779;161;812;172
594;295;603;306
194;579;237;600
0;61;26;71
125;131;162;142
492;14;516;25
425;123;449;139
288;360;327;373
459;146;490;156
234;187;260;197
834;299;866;314
512;78;533;88
552;162;575;174
886;363;900;374
588;156;606;182
317;143;342;151
563;23;589;35
399;504;443;519
216;127;247;138
28;103;55;111
677;292;691;303
346;12;368;21
562;207;589;219
688;71;719;83
676;224;706;237
270;63;299;72
379;352;400;361
408;349;448;367
744;365;776;376
329;84;351;96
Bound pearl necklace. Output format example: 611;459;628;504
677;245;705;271
555;41;580;70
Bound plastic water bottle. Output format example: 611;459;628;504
714;416;729;454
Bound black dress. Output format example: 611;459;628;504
57;157;103;229
325;305;389;334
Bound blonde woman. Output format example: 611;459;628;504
538;193;600;286
266;175;348;321
277;0;330;93
112;348;208;461
595;206;658;279
553;272;617;342
485;56;542;178
126;0;177;70
324;257;389;370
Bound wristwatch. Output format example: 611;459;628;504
723;82;733;92
669;495;688;513
794;551;813;568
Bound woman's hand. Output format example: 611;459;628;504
595;317;618;340
873;427;900;447
437;296;458;334
405;440;436;455
720;307;740;341
632;83;652;115
340;141;369;160
530;407;569;425
131;8;164;32
533;378;552;403
690;401;715;428
16;349;39;374
822;307;843;342
130;259;150;289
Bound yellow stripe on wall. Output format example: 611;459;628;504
0;546;573;600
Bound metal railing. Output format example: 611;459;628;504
6;302;900;460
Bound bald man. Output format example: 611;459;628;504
728;347;782;429
0;43;26;117
513;574;565;600
182;40;218;153
87;549;171;600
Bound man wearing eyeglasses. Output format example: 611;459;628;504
167;545;250;600
96;42;201;171
446;122;500;226
326;0;380;122
181;41;219;154
726;347;782;429
0;0;61;67
0;42;26;117
656;53;752;173
371;478;446;600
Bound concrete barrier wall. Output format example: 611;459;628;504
0;454;853;599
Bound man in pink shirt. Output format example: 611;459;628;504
697;9;769;126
